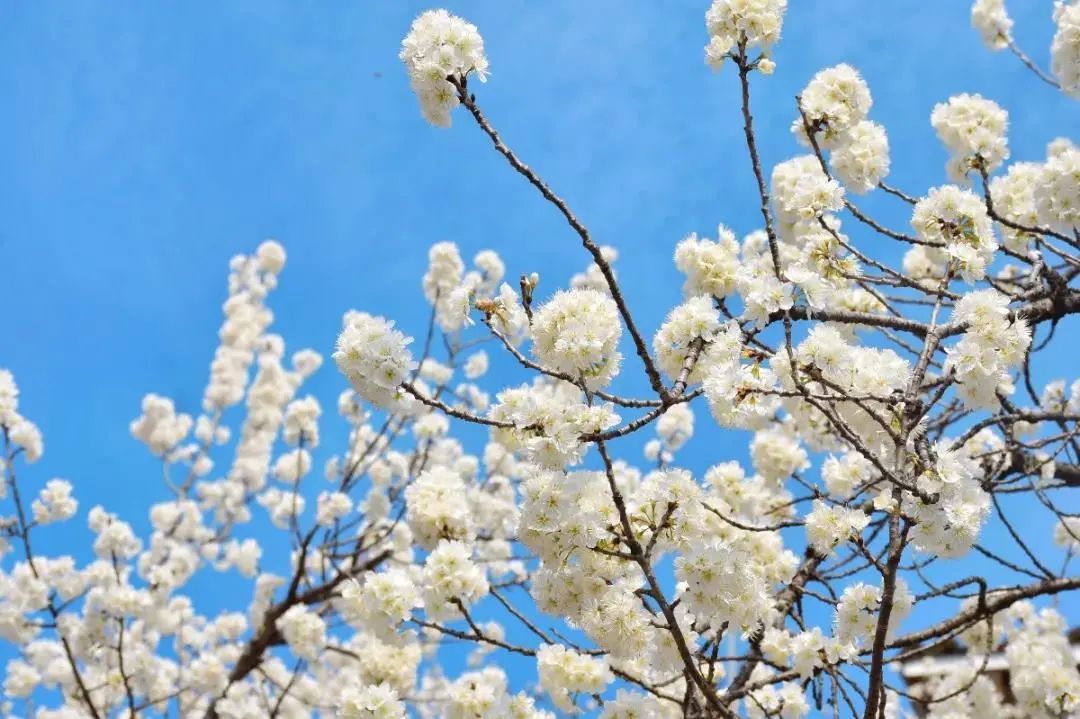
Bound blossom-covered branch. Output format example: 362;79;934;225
2;2;1080;719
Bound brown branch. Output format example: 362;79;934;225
453;78;669;399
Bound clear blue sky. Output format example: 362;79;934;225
2;0;1078;713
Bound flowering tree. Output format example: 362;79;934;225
4;2;1080;718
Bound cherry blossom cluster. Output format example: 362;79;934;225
931;93;1010;181
399;9;488;127
704;0;787;72
793;64;892;195
946;288;1032;408
333;311;416;408
531;289;623;390
1053;1;1080;97
971;0;1013;50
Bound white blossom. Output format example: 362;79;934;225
276;604;327;661
911;185;997;282
399;10;488;127
531;289;622;390
339;682;408;719
945;289;1031;408
931;93;1009;180
422;539;489;619
404;466;473;549
829;120;890;193
804;500;869;555
31;480;77;525
971;0;1013;49
653;296;721;383
796;64;872;145
1035;143;1080;231
1052;1;1080;98
536;644;611;713
674;226;742;299
334;312;416;408
705;0;788;71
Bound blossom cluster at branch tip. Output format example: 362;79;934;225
791;64;892;196
400;9;488;126
931;93;1009;181
1035;139;1080;232
1052;1;1080;98
334;311;417;409
796;64;872;144
945;288;1031;408
971;0;1013;50
704;0;788;71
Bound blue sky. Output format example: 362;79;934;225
2;0;1079;714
